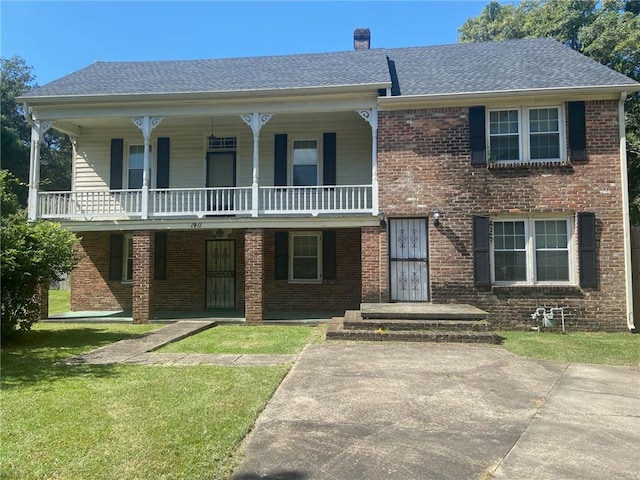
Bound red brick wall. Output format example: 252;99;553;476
375;101;628;330
71;232;132;311
263;228;362;315
132;231;154;323
244;228;264;324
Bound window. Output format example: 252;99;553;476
488;107;563;163
290;232;321;282
491;218;573;285
292;140;318;186
123;235;134;282
127;145;152;189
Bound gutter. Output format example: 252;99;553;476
619;91;635;331
377;84;640;109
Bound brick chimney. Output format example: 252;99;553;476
354;28;371;50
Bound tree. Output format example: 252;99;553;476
1;170;78;338
459;0;640;224
0;56;72;206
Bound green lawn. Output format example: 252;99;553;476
1;323;289;480
499;331;640;366
48;289;70;315
159;324;326;354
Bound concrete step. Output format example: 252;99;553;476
344;318;493;331
360;303;489;321
326;317;500;344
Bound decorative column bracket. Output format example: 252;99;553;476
132;116;163;219
357;109;379;216
241;113;273;217
27;120;54;221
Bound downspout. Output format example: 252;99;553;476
618;91;635;331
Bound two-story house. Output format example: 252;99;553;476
20;31;639;331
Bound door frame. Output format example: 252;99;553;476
387;217;430;302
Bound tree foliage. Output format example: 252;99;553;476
0;56;72;206
1;170;78;338
459;0;640;224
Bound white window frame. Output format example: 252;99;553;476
123;234;134;283
490;217;575;286
487;106;565;163
125;144;154;190
290;138;321;186
289;231;322;283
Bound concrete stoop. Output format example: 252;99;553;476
326;304;500;344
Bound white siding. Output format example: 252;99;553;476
73;112;371;191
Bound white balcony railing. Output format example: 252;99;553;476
37;184;373;220
260;185;372;215
38;190;142;219
150;187;252;217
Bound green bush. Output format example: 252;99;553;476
1;172;78;337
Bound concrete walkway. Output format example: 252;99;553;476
233;343;640;480
60;320;297;366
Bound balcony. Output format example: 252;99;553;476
37;185;374;220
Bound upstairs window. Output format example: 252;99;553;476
292;140;318;186
488;106;563;163
127;145;152;189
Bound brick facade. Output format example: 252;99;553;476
374;101;627;330
263;228;362;315
71;227;362;321
132;231;154;323
244;228;264;324
71;232;132;311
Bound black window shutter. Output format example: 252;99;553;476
568;101;587;161
323;133;337;186
578;212;597;287
473;216;491;286
469;107;486;166
109;234;124;281
322;230;336;280
275;231;288;280
110;139;124;189
154;232;167;280
157;137;170;188
274;134;288;186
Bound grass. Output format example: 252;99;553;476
159;323;326;355
48;289;70;315
499;331;640;366
1;323;289;480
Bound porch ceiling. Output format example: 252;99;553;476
53;110;370;135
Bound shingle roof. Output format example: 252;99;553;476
383;38;638;96
21;37;638;99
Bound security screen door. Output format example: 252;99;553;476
205;240;235;309
389;218;429;302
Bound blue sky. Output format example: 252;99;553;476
1;1;490;86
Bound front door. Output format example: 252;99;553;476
206;152;236;212
205;240;235;309
389;218;429;302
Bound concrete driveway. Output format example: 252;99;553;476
233;343;639;480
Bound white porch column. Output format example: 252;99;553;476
358;109;379;215
241;113;272;217
132;116;163;219
27;120;53;221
